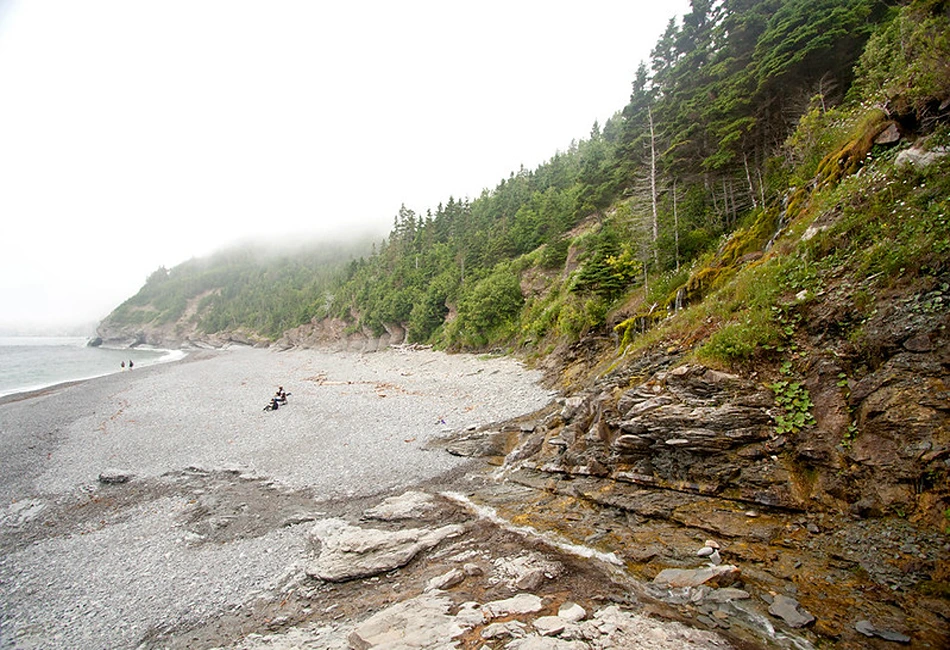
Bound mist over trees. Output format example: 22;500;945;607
105;0;949;355
109;239;374;340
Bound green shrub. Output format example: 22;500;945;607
454;267;525;347
556;299;587;340
539;237;570;269
698;310;783;363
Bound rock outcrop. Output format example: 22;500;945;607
95;316;271;350
96;302;408;352
276;317;406;353
305;518;464;582
224;490;738;650
432;310;949;648
510;363;798;508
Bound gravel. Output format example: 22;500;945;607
0;347;555;650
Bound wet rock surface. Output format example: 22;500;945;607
432;344;950;649
305;518;466;582
81;478;742;650
2;332;947;648
766;595;814;629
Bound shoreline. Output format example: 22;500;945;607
0;377;93;405
0;345;565;649
0;346;834;649
0;341;189;403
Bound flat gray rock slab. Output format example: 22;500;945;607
363;490;437;521
652;564;741;589
306;518;464;582
349;592;464;650
768;594;815;628
855;619;911;643
483;593;544;619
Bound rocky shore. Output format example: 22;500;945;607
1;346;945;649
434;355;949;649
0;347;551;649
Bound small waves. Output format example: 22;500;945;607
0;338;187;399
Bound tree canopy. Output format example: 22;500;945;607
105;0;947;354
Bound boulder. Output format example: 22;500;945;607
895;146;947;169
454;602;486;627
874;122;901;145
533;615;569;636
652;565;741;589
493;551;562;590
516;567;549;591
462;562;483;576
558;602;587;623
768;595;815;628
483;593;544;619
98;469;133;485
424;568;465;592
306;518;464;582
363;491;436;521
482;620;527;640
348;592;466;650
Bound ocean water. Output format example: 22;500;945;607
0;337;186;398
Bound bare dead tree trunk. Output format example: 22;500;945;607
649;108;659;266
708;174;721;227
744;153;758;210
732;181;739;225
673;178;680;272
722;179;730;227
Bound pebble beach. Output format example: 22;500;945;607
0;347;556;649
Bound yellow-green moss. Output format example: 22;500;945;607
681;207;781;306
815;110;890;187
614;310;667;348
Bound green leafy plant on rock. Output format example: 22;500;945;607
841;421;859;449
770;367;817;435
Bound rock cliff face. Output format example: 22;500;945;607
276;317;406;353
95;318;271;350
530;363;792;505
96;311;407;353
435;296;949;647
95;289;276;349
511;329;948;525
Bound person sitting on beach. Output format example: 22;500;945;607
268;396;280;411
276;386;288;404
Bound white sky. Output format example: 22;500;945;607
0;0;689;332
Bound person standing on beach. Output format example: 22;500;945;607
129;360;133;369
121;361;125;369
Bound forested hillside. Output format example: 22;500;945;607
100;0;949;362
98;238;373;346
321;0;900;350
